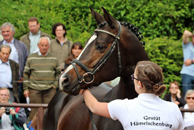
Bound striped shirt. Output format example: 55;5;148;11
23;52;60;90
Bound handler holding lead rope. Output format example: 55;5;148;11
80;61;184;130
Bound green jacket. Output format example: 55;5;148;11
20;31;51;52
0;102;26;130
49;38;73;69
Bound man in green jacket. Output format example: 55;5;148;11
0;88;26;130
20;17;51;54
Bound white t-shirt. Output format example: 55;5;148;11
183;104;194;129
108;93;184;130
0;113;15;130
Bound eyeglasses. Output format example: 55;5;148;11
131;74;140;81
187;97;194;100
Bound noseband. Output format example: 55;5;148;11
71;21;122;84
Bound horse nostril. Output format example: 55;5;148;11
62;76;69;86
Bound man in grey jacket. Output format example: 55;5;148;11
20;17;51;54
0;22;29;102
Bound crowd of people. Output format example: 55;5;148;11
0;17;83;129
0;16;194;129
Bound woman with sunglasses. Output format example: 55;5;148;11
183;90;194;129
80;61;184;130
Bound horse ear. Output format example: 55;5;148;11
89;7;105;25
102;7;118;29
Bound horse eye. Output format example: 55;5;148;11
96;45;104;51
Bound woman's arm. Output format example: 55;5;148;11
81;89;111;118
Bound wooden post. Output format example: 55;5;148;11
37;107;44;130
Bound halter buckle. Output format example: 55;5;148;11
82;72;95;84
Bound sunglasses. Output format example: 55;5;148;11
131;74;140;81
187;97;194;100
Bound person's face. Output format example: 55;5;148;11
38;38;50;56
186;93;194;108
0;47;10;62
169;83;179;94
1;26;14;43
55;25;65;38
0;90;10;103
28;21;40;34
72;46;82;58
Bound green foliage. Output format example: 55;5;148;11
144;37;183;97
0;0;191;95
1;0;194;41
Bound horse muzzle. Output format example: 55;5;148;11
59;73;80;95
59;71;95;95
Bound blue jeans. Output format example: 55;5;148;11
182;74;194;96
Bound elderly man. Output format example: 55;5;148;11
0;22;29;103
0;87;26;129
20;17;51;54
0;44;20;103
0;22;28;78
23;37;60;120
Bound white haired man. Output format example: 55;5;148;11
23;37;60;120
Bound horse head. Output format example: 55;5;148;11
59;7;149;95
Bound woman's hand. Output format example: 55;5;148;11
176;89;181;99
79;89;85;94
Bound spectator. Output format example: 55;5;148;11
0;22;28;103
80;61;184;130
163;81;186;108
23;37;61;120
0;44;20;103
49;23;73;70
183;90;194;129
64;41;83;69
20;17;51;54
0;22;28;78
181;30;194;96
0;33;3;41
0;87;26;129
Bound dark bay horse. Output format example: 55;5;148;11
43;7;149;130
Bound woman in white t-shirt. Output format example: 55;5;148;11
80;61;184;130
183;90;194;129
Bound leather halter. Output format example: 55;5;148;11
71;21;122;84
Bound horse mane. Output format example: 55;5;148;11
98;21;145;48
120;21;145;48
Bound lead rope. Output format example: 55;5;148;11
82;100;97;130
88;109;97;130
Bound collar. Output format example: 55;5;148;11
38;51;48;56
0;59;10;65
138;93;159;99
3;38;14;44
56;37;67;44
30;30;41;36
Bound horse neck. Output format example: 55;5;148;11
108;39;149;100
106;77;137;101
